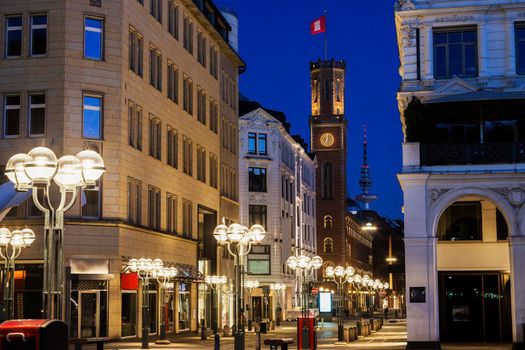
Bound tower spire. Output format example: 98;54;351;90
356;125;378;209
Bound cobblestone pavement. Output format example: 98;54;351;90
92;319;512;350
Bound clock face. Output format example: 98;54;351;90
320;133;335;147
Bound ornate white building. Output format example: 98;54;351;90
396;1;525;349
238;99;317;322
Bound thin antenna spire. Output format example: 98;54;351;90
356;124;378;210
324;10;328;60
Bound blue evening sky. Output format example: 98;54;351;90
215;1;404;219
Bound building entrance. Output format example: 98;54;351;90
438;272;512;343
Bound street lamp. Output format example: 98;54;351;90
0;228;35;320
5;147;105;320
243;279;259;331
325;265;355;344
205;275;227;335
213;222;266;350
270;283;286;326
286;254;322;349
152;266;177;344
127;258;164;349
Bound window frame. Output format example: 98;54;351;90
29;13;47;57
516;22;525;75
81;179;102;219
248;167;267;193
84;15;104;61
28;92;46;137
82;93;103;140
3;93;21;138
433;26;478;79
5;15;22;58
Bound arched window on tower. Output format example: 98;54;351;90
324;215;333;228
323;238;333;253
321;162;333;199
313;79;319;103
336;79;341;102
323;79;331;102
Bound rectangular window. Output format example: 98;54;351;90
129;28;143;76
128;101;143;150
82;180;101;218
183;16;193;54
127;177;142;225
167;60;178;103
516;23;525;75
433;27;478;79
149;116;161;160
249;205;267;228
3;94;20;137
196;145;206;183
148;185;161;230
197;31;206;67
209;153;218;189
83;94;103;139
167;127;178;169
197;88;206;125
230;123;236;154
182;199;192;238
30;14;47;56
247;245;270;275
209;98;218;133
5;16;22;57
84;17;104;60
167;193;178;234
149;46;162;91
258;133;267;155
183;75;193;115
28;93;46;136
209;44;218;79
168;1;179;39
150;0;162;23
249;167;267;192
183;136;193;176
248;132;257;154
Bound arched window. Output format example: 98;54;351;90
323;79;331;102
335;79;342;102
313;79;319;103
323;238;333;253
321;162;333;199
324;215;333;228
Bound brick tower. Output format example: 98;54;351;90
310;59;348;268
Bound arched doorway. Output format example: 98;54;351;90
434;197;512;343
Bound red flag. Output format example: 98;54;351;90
310;16;326;35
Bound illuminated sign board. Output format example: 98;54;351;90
319;292;332;313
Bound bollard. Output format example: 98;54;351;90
255;330;261;350
201;319;207;340
214;333;220;350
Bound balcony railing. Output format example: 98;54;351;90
420;142;525;166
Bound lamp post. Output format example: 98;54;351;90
213;222;266;350
243;279;259;331
153;266;177;344
324;265;355;344
269;283;286;326
0;228;35;320
127;258;164;349
286;254;323;349
205;275;227;335
5;147;105;320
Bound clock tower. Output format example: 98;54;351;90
310;59;348;269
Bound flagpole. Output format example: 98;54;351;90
324;9;328;60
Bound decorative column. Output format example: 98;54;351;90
506;16;517;77
423;24;434;81
509;235;525;348
478;21;488;80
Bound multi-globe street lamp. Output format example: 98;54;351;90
127;258;164;349
243;279;259;331
325;265;355;344
205;275;227;334
5;146;105;320
213;222;266;350
0;228;35;320
153;265;177;344
286;254;323;349
270;283;286;326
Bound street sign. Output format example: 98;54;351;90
312;287;318;295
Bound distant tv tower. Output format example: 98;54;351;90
356;125;378;209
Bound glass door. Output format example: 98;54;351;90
79;291;99;338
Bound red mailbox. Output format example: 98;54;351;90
0;319;68;350
297;316;316;350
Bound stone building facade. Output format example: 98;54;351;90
239;98;317;321
0;0;243;340
396;0;525;348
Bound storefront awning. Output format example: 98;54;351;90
173;263;204;282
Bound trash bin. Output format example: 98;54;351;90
259;321;268;334
0;319;68;350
